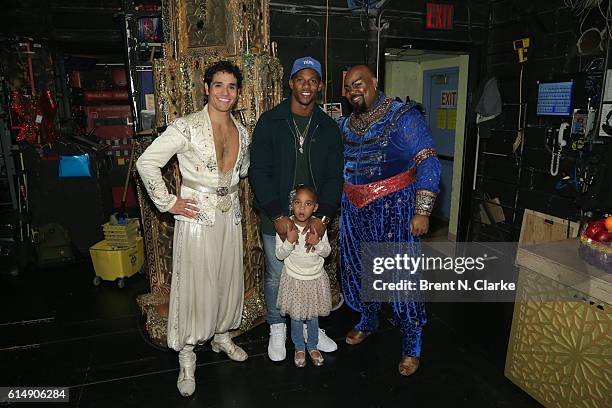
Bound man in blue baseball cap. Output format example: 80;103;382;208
290;56;323;79
250;56;344;364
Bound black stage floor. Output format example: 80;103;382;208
0;261;542;408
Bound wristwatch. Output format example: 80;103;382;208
320;216;330;225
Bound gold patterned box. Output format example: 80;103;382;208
506;240;612;408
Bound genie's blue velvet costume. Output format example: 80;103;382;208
340;95;441;357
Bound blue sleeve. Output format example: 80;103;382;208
402;109;441;215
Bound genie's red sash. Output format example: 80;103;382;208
343;168;416;209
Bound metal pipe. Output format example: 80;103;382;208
595;2;611;143
122;15;140;132
269;2;361;12
23;42;36;96
269;7;484;29
376;8;388;80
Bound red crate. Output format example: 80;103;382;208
85;105;132;117
85;106;133;139
83;90;129;102
95;126;134;139
112;68;128;87
70;71;108;90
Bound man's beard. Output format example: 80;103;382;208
352;99;367;115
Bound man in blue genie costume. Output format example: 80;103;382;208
339;65;441;376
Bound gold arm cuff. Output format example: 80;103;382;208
415;190;437;216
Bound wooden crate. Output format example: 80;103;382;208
518;209;580;246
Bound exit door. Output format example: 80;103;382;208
423;67;459;221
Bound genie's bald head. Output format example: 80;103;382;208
344;65;378;114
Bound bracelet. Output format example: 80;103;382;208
320;216;330;225
415;190;437;216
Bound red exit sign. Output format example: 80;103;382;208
426;2;454;31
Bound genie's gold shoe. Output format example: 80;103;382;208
345;329;370;345
398;356;420;376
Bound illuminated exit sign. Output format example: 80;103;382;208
426;2;454;31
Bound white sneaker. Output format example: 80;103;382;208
304;325;338;353
268;323;287;361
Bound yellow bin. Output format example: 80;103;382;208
89;236;144;288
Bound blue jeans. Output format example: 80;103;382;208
262;233;285;325
291;317;318;351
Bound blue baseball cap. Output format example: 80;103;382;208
290;56;322;78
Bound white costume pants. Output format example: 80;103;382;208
167;209;244;351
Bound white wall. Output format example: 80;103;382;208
384;55;469;241
385;61;422;103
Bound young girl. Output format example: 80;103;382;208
275;185;333;367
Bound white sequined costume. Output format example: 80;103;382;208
136;104;250;351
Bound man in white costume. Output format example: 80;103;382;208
136;61;249;397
